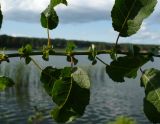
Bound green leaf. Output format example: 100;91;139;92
18;44;32;56
40;66;61;96
41;5;59;30
25;56;31;64
0;53;9;63
141;68;160;123
42;45;55;61
65;42;78;65
0;4;3;29
0;76;15;91
65;42;76;55
106;55;150;82
51;0;68;7
40;67;90;123
111;0;157;37
109;48;117;60
18;44;32;64
107;116;136;124
88;44;97;65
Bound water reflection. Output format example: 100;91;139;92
0;55;153;124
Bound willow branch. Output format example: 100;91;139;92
5;50;160;58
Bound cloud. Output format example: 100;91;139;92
1;0;114;23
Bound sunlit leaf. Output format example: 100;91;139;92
51;0;68;7
88;44;97;65
141;68;160;123
111;0;157;37
0;76;15;91
106;55;150;82
107;116;136;124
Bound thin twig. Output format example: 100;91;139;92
30;57;43;71
96;56;109;66
140;68;144;74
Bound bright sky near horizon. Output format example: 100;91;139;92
1;0;160;44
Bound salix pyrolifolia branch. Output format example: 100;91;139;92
0;0;160;123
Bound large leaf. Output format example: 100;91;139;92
0;4;3;29
0;76;15;91
41;5;59;30
106;55;150;82
40;67;90;123
51;0;68;7
111;0;157;37
141;68;160;123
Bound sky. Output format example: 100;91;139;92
0;0;160;44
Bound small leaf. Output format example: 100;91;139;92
106;55;150;82
0;76;15;91
18;44;32;56
109;48;117;60
108;116;136;124
25;56;31;64
111;0;157;37
41;5;59;30
42;45;55;61
65;42;76;55
51;0;68;7
88;44;97;65
0;4;3;29
141;68;160;123
0;53;9;63
18;44;32;64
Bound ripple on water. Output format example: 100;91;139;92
0;56;153;124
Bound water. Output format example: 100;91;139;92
0;54;158;124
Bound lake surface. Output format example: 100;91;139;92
0;54;158;124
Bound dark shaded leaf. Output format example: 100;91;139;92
41;5;59;30
111;0;157;37
25;56;31;64
40;67;90;123
106;55;150;82
40;66;61;96
141;68;160;123
0;76;15;91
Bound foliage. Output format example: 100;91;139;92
88;44;97;65
111;0;157;37
0;76;15;91
107;116;137;124
106;55;150;82
18;44;32;64
41;67;90;123
28;106;44;124
141;68;160;123
0;0;160;123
